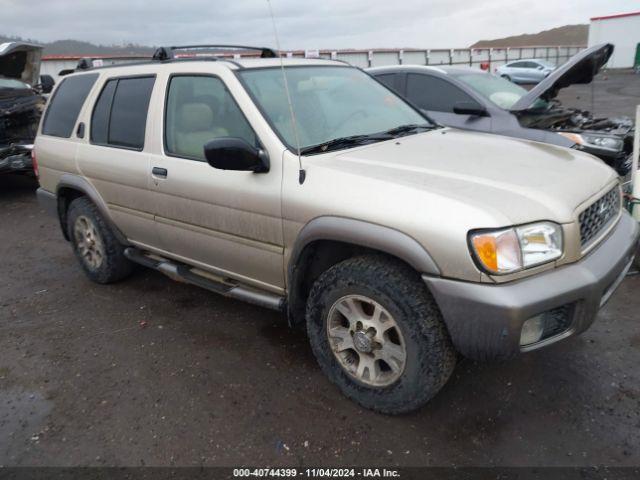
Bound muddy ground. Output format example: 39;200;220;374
0;71;639;467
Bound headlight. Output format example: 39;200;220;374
469;222;563;274
558;132;623;152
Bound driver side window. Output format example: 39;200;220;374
406;74;475;113
165;75;257;161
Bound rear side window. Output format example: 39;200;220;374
406;74;475;113
42;74;98;138
91;76;155;150
90;80;117;144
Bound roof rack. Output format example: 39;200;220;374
152;45;278;61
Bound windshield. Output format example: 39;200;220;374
0;78;30;90
238;66;431;151
452;73;548;110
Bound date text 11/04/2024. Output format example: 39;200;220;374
232;468;401;478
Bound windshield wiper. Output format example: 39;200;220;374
300;132;393;155
383;123;436;137
299;124;437;156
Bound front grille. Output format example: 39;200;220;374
578;187;620;246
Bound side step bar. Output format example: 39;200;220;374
124;247;285;312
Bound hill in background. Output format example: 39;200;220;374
0;34;154;56
2;25;589;57
470;24;588;48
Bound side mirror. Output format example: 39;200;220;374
204;137;269;173
39;75;55;94
453;101;488;117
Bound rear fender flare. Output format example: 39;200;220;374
56;174;128;245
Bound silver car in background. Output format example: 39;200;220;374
496;59;556;84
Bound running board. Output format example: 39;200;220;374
124;247;285;311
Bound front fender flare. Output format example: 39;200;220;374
287;216;441;281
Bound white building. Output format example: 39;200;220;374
588;11;640;69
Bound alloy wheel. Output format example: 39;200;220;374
326;295;407;387
73;215;105;270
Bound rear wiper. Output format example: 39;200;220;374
383;123;436;137
300;133;393;155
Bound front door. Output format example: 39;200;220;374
148;73;285;293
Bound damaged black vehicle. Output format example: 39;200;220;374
0;42;52;175
369;43;635;176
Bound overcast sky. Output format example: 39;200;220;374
1;0;638;49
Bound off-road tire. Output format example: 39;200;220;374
306;255;456;414
67;197;133;284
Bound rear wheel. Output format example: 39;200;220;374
306;255;456;414
67;197;133;284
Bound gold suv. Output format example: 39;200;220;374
34;45;639;414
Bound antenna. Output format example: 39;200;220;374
266;0;306;184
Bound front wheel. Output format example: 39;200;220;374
501;74;511;82
306;255;456;414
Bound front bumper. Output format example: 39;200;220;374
424;212;639;360
0;144;33;174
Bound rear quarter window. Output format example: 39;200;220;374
41;73;98;138
374;73;399;93
406;74;475;113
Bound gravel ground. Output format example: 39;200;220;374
1;73;639;468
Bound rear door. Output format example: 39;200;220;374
521;61;539;83
75;74;160;247
404;73;491;132
505;61;526;82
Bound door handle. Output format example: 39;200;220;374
152;167;168;178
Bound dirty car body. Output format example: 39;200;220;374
369;44;635;176
0;42;46;174
33;50;639;413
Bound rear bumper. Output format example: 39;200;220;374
424;212;639;360
36;188;58;217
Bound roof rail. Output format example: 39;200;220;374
152;45;278;61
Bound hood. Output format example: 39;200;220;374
510;43;614;112
315;129;617;225
0;42;43;87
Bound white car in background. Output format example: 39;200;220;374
496;59;556;84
